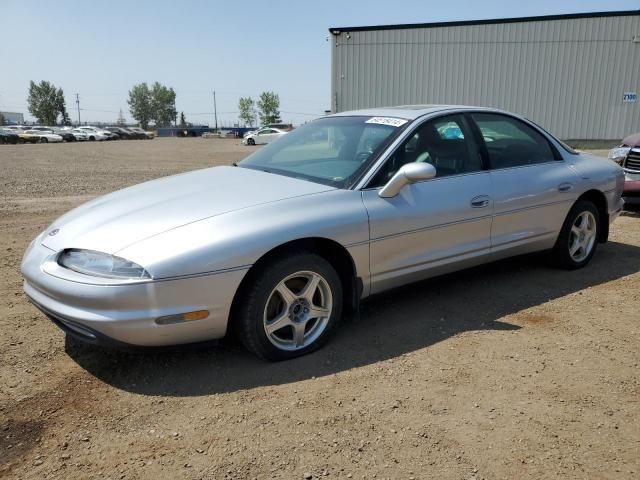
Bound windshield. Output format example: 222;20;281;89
238;116;408;188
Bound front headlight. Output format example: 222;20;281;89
608;146;630;165
58;249;151;279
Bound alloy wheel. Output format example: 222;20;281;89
568;211;597;262
263;271;333;351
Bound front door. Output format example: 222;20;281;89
362;114;493;294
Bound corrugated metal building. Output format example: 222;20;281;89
1;111;25;124
329;10;640;140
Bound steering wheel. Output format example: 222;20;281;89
355;151;371;163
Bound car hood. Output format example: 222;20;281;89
41;166;335;254
622;132;640;147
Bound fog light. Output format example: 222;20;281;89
155;310;209;325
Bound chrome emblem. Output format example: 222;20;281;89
48;228;60;237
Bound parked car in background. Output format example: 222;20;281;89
242;129;257;138
70;129;89;141
21;105;624;361
21;130;63;143
124;128;147;140
0;127;20;144
50;128;78;142
128;127;154;139
3;125;27;133
608;132;640;207
266;123;294;131
242;127;288;145
17;131;40;144
104;131;120;140
76;127;109;141
105;126;134;140
242;124;294;139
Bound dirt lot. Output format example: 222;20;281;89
1;138;639;479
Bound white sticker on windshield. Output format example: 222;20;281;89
365;117;408;127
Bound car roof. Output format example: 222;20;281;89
328;104;504;120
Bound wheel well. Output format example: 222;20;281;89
229;238;361;333
577;189;608;243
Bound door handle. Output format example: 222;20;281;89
558;182;573;192
470;195;491;208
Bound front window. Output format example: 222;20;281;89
368;114;482;187
238;116;407;188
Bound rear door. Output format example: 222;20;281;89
469;112;579;258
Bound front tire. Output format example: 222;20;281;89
551;200;599;269
247;138;255;146
40;137;48;143
236;252;343;361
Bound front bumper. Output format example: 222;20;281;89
622;168;640;206
22;241;248;347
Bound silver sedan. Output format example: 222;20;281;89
22;105;625;360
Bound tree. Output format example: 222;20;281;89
150;82;177;127
179;112;187;127
116;109;126;126
27;80;68;125
127;83;153;129
128;81;177;128
57;89;71;125
238;97;256;127
257;91;280;125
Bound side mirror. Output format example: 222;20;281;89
379;162;436;198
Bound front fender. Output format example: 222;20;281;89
117;189;370;280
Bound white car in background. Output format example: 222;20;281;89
77;126;109;141
242;127;288;145
22;129;63;143
3;125;27;133
70;129;89;141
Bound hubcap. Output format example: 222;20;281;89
263;271;333;351
568;211;596;262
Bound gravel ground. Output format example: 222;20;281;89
1;138;639;479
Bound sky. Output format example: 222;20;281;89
1;0;638;126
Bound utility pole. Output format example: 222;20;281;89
75;93;81;125
213;90;218;132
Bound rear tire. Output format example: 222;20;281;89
89;136;95;141
551;200;599;270
235;252;343;361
